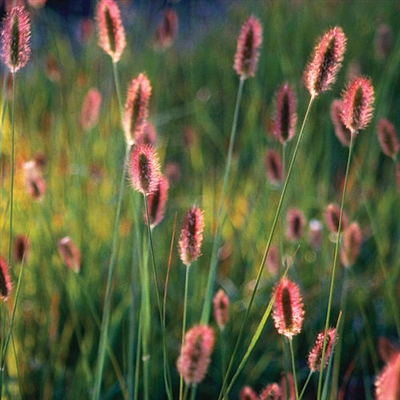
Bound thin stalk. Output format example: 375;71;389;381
201;77;245;324
219;96;315;399
317;131;356;399
113;61;124;114
298;371;313;400
288;338;299;400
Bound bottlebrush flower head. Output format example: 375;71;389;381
374;23;393;61
144;175;168;228
308;328;337;372
265;244;280;277
213;289;229;330
340;222;362;268
129;144;160;195
23;160;46;201
265;149;283;187
286;207;305;242
96;0;126;63
80;88;102;132
13;234;29;263
303;26;346;98
58;237;81;273
330;99;352;147
178;205;204;267
272;277;304;338
123;73;152;148
1;6;31;74
155;8;178;49
273;83;297;143
136;122;157;146
340;76;374;133
375;351;400;400
233;15;262;79
325;203;347;233
0;257;12;301
239;386;257;400
377;118;399;159
176;324;215;385
259;383;282;400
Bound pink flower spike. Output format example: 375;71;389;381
340;222;362;268
377;118;399;159
23;160;46;201
13;234;29;264
1;6;31;74
58;237;81;273
96;0;126;63
325;203;347;234
80;88;102;132
176;324;215;385
273;82;297;143
123;73;152;148
330;99;352;147
144;175;169;228
286;207;306;242
178;205;204;267
265;149;283;187
155;8;178;49
213;289;229;330
308;328;337;372
239;386;257;400
303;26;346;98
129;144;160;196
375;351;400;400
0;257;12;301
233;15;262;79
259;383;282;400
340;76;374;133
272;277;304;339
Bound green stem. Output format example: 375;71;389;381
298;371;313;400
288;338;299;400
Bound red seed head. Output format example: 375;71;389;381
308;328;337;372
303;26;346;98
272;277;304;338
1;6;31;74
129;144;160;195
340;222;362;268
330;99;352;147
259;383;282;400
176;324;215;385
80;88;102;131
325;203;347;234
178;205;204;267
13;234;29;263
155;8;178;49
0;257;12;300
233;15;262;79
340;76;374;133
375;351;400;400
144;175;168;228
239;386;257;400
58;237;81;273
213;289;229;330
123;73;152;148
96;0;126;63
23;160;46;201
286;207;306;242
377;118;399;159
273;83;297;143
265;244;280;277
374;23;393;61
265;149;283;186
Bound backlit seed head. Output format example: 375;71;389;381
144;175;168;228
123;73;152;148
80;88;102;132
273;83;297;143
325;203;347;234
374;23;393;61
265;149;283;186
375;351;400;400
178;205;204;267
340;222;362;268
58;237;81;273
13;234;29;264
265;244;280;277
0;256;12;301
286;207;305;242
1;6;31;74
330;99;352;147
308;328;337;372
96;0;126;63
233;15;262;79
340;76;374;132
272;277;304;338
129;144;160;195
259;383;282;400
176;324;215;385
239;386;257;400
377;118;399;159
155;8;178;49
213;289;229;330
303;26;346;98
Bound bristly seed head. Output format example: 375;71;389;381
330;99;353;147
213;289;230;330
308;328;337;372
340;221;362;268
265;149;283;186
233;15;262;79
1;6;31;74
0;256;12;301
286;207;305;242
145;175;169;228
303;26;346;98
273;83;297;143
377;118;399;159
259;383;282;400
325;203;347;234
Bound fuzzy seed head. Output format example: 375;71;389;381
80;88;102;131
129;144;160;195
330;99;352;147
259;383;282;400
13;234;29;264
58;237;81;273
377;118;399;159
340;222;362;268
234;15;262;79
123;73;152;148
304;26;346;98
239;386;257;400
96;0;126;63
286;208;305;242
325;203;347;234
375;351;400;400
155;8;178;49
176;324;215;385
145;175;168;228
0;257;12;301
308;328;337;372
272;277;304;338
23;160;46;201
341;76;374;132
1;6;31;73
273;83;297;143
265;149;283;186
213;289;229;330
265;244;280;277
178;205;204;267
